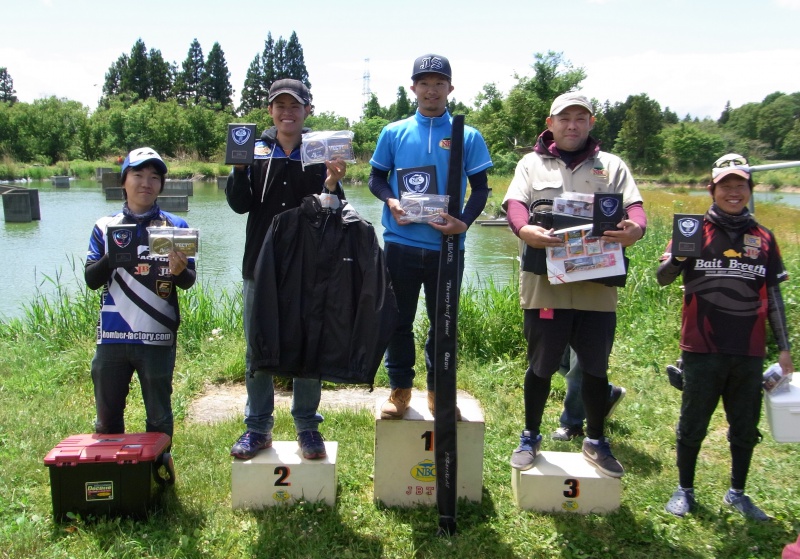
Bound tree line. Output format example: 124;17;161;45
1;46;799;175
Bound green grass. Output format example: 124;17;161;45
1;191;800;558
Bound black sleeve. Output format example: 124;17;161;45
461;170;489;227
368;167;394;202
174;267;196;290
84;254;113;290
225;167;254;214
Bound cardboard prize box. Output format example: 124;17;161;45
545;224;625;284
44;433;172;520
764;375;800;443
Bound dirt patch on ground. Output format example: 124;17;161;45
187;384;391;424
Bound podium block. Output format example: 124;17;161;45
373;396;484;506
512;451;620;514
231;441;338;509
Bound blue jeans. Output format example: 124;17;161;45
242;278;322;434
383;241;464;391
558;346;616;429
91;342;175;438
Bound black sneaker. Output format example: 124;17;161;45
723;490;770;521
297;430;327;460
665;486;696;517
605;385;626;418
582;437;624;478
551;425;584;441
510;430;542;471
230;430;272;460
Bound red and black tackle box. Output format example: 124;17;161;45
43;432;173;520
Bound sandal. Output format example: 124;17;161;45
665;487;696;517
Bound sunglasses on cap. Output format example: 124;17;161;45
713;154;748;168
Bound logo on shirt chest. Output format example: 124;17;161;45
439;137;452;150
135;264;151;276
156;280;172;298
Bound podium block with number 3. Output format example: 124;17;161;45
512;450;620;514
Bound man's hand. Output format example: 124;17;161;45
324;158;347;191
386;198;409;225
602;219;643;247
518;224;564;249
428;212;467;235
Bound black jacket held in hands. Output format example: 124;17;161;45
249;195;398;386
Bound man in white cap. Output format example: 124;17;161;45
658;153;794;520
502;91;647;477
85;147;196;448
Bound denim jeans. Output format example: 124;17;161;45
91;342;175;438
383;241;464;391
242;278;322;434
559;346;616;429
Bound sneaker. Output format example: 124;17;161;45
605;385;626;418
665;486;696;517
510;430;542;471
380;387;412;420
230;430;272;460
551;425;585;441
427;390;462;421
723;490;770;521
297;430;327;460
582;437;624;478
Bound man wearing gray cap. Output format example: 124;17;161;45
502;92;647;477
369;54;493;420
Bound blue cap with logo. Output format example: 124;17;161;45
121;147;167;176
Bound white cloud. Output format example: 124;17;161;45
775;0;800;9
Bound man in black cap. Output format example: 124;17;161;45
226;79;347;461
369;54;493;420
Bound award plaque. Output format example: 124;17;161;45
106;224;138;267
225;124;257;165
592;192;624;236
672;214;704;257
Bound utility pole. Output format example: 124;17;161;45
362;58;371;115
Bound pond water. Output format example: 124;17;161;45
0;179;520;321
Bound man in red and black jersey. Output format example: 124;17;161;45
658;153;794;521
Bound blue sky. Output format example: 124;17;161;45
2;0;799;123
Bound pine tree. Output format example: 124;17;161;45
239;54;265;114
122;39;151;101
102;54;127;100
202;42;233;110
175;38;205;104
284;31;310;89
262;33;276;92
0;67;18;103
273;37;288;80
148;48;173;102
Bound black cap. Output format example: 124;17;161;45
411;54;451;81
268;79;311;105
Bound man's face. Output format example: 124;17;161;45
122;164;162;213
712;175;751;215
268;93;311;135
546;106;595;152
410;73;454;117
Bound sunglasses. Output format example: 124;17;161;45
713;154;748;168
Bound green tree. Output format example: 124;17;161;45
662;122;726;173
724;102;760;139
184;102;226;160
363;93;385;119
148;48;172;102
662;106;679;125
718;100;732;125
306;111;349;131
175;39;205;104
262;33;277;91
202;42;233;111
273;37;287;80
121;39;151;101
391;86;411;121
756;93;800;155
0;67;18;104
352;116;389;157
614;93;665;173
283;31;310;89
101;54;127;102
23;97;87;163
239;54;265;113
